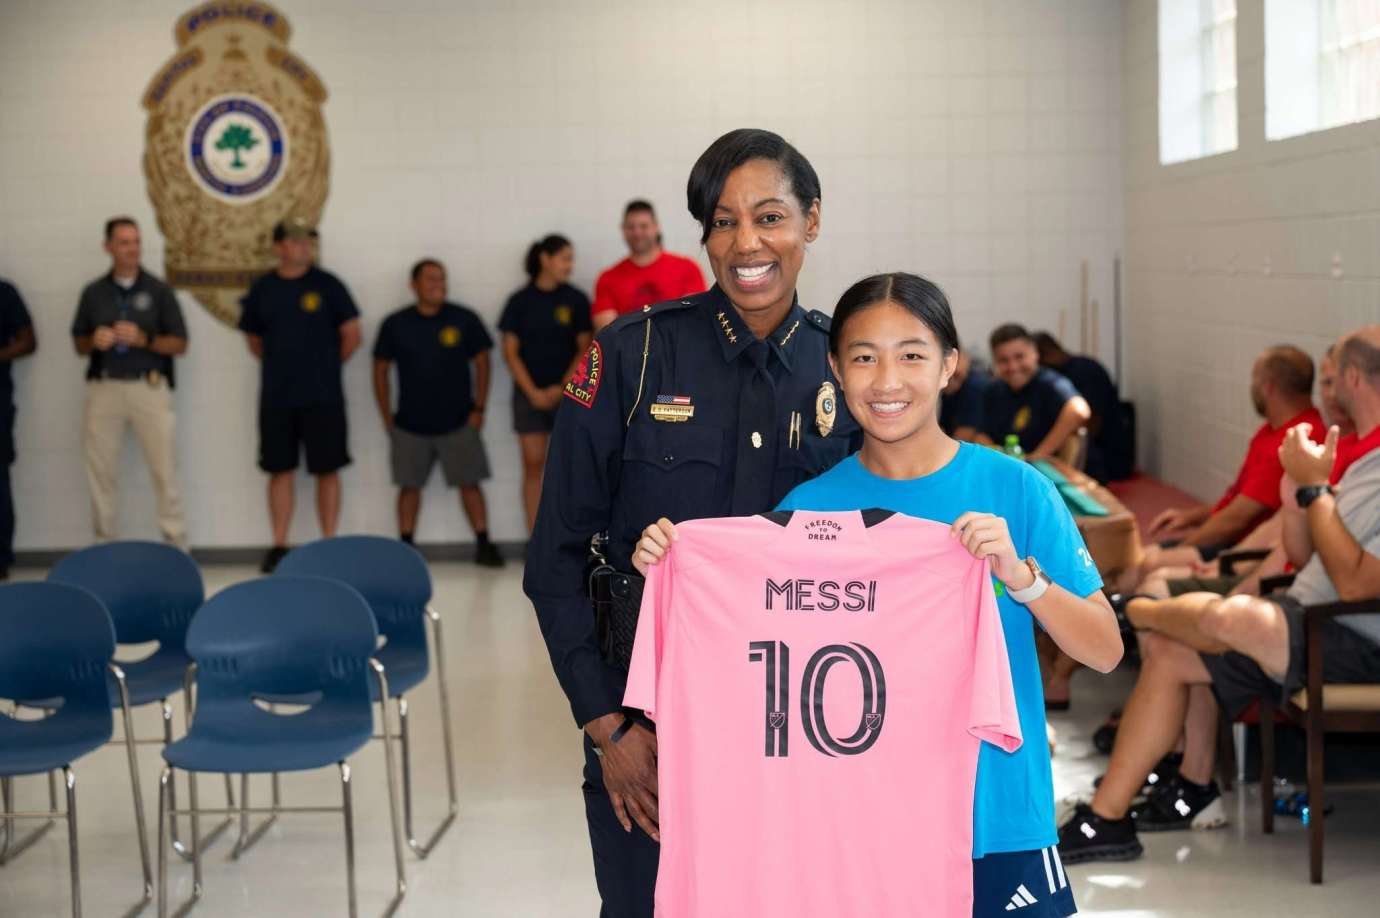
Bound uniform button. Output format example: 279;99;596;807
663;452;674;464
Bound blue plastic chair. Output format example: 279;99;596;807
155;576;405;918
47;541;233;863
275;536;458;858
0;582;133;917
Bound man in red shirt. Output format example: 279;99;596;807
590;200;706;330
1122;346;1325;591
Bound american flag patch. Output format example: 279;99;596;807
656;395;693;405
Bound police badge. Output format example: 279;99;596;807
816;381;837;438
142;2;330;327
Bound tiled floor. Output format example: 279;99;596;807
3;560;1379;916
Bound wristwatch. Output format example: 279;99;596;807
1296;484;1335;508
1006;557;1052;604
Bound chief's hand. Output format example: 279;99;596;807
586;713;659;842
632;518;677;576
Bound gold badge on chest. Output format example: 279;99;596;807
815;381;837;438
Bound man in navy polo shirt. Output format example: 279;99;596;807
374;259;502;566
979;324;1091;461
0;277;36;577
240;217;362;572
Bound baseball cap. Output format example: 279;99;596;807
272;216;318;242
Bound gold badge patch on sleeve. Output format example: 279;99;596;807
564;341;603;408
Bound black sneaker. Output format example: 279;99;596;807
1058;803;1143;865
1134;775;1228;832
474;541;504;568
260;545;289;573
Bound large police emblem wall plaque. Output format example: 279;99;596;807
143;3;330;326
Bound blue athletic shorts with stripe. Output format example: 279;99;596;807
973;846;1076;917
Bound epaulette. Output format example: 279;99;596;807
805;309;832;333
606;295;700;333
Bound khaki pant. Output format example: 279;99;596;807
83;378;186;546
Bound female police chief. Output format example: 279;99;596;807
523;128;857;917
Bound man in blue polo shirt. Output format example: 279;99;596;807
980;324;1091;461
240;217;362;572
374;259;502;566
0;278;36;578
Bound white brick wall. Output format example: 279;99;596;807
0;0;1124;550
1122;0;1380;502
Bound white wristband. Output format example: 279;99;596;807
1006;558;1052;604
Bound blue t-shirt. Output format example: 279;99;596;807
939;362;992;435
980;367;1080;453
776;443;1103;857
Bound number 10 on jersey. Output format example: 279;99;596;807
748;641;887;759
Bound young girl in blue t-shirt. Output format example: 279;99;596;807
633;272;1123;918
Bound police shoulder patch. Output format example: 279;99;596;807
564;341;603;408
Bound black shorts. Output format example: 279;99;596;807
258;402;351;475
972;846;1076;917
1201;594;1380;718
512;385;556;434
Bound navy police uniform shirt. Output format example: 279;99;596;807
239;266;360;407
497;283;592;388
939;360;992;436
373;302;493;436
71;270;187;386
0;279;33;406
523;283;859;728
980;366;1080;453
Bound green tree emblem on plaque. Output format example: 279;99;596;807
215;123;259;169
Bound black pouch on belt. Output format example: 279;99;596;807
589;566;645;672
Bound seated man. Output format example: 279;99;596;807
978;323;1091;460
1059;327;1380;864
1140;344;1360;601
938;341;991;442
1121;345;1325;593
1034;331;1131;482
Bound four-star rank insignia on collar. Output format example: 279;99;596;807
650;394;694;423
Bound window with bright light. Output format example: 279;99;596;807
1267;0;1380;140
1160;0;1239;164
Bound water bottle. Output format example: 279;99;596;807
1004;434;1024;460
115;297;130;355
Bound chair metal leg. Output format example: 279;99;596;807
340;762;357;918
157;769;169;918
371;661;407;916
231;772;280;860
187;771;202;902
1260;695;1276;835
63;768;81;918
168;694;234;864
111;665;153;903
399;697;414;847
400;606;460;859
0;774;57;864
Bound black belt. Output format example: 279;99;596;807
94;369;162;383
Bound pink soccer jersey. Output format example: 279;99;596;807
624;510;1022;918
